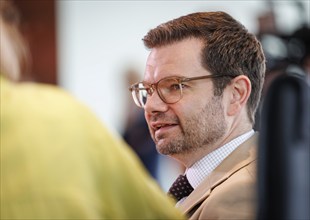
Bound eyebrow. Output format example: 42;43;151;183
142;75;183;84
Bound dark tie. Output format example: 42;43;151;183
168;174;194;201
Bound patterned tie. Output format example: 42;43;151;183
168;174;194;201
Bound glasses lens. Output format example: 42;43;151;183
158;78;182;104
131;83;148;108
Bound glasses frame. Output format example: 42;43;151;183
129;74;234;108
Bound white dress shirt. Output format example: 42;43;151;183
177;130;255;205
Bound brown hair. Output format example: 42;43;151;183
143;11;266;124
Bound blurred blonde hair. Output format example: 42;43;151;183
0;0;30;81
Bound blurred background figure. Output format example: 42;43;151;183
123;68;160;179
0;1;184;219
257;1;309;84
254;1;310;130
256;1;310;220
257;67;310;220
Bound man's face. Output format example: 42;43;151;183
143;38;227;156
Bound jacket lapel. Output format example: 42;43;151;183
178;133;258;214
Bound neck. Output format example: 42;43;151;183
172;122;253;168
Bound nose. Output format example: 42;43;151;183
144;89;169;114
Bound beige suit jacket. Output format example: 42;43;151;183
179;134;258;220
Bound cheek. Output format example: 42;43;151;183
220;92;231;116
180;95;207;112
144;115;152;130
171;100;203;123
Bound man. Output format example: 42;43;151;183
129;11;265;219
0;1;184;219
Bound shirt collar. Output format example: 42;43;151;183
185;130;255;189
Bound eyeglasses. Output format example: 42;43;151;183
129;74;234;108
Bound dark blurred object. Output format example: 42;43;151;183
290;26;310;74
257;0;309;74
260;26;310;73
254;25;310;131
257;68;310;220
123;110;159;179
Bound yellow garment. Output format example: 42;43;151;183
0;77;183;219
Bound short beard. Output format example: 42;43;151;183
157;96;227;155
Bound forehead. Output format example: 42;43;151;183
144;38;205;83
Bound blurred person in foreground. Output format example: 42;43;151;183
0;1;184;219
129;11;265;219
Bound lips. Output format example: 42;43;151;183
151;122;179;139
151;122;177;131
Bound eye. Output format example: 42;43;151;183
170;83;182;90
180;83;187;89
158;77;186;93
169;82;190;91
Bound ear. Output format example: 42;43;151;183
227;75;251;116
